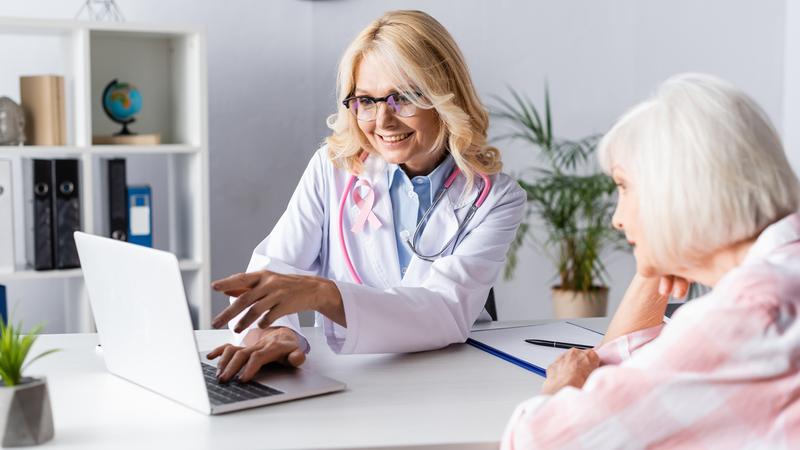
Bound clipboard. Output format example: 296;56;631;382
468;322;604;377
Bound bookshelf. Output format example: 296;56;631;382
0;17;211;332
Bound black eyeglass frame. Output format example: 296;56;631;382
341;92;423;120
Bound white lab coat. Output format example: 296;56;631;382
229;146;526;354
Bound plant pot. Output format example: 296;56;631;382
0;377;54;447
552;286;608;319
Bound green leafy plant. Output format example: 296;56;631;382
0;321;58;387
493;86;625;292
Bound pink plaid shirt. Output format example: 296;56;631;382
502;212;800;449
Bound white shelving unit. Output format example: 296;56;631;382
0;17;211;332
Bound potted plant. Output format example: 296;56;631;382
0;320;57;446
493;86;624;318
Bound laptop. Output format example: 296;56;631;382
74;231;346;415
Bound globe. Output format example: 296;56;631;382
102;79;142;134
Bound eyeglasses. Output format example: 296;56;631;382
342;92;421;122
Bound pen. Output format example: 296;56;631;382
524;339;593;350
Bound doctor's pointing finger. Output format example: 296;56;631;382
208;10;525;381
211;270;346;331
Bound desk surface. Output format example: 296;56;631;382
27;319;609;450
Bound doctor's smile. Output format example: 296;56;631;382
378;131;412;143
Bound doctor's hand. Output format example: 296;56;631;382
206;326;305;383
210;270;346;331
541;348;600;396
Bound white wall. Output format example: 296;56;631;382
0;0;793;324
785;0;800;174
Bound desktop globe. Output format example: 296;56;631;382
103;80;142;134
93;78;160;145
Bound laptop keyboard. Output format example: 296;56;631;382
202;363;283;405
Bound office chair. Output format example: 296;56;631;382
484;288;498;321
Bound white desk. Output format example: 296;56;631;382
27;319;608;450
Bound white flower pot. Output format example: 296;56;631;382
552;287;608;319
0;377;54;446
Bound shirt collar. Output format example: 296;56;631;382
387;153;456;193
742;212;800;264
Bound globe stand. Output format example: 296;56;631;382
115;120;134;136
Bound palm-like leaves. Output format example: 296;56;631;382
0;321;59;387
493;86;624;292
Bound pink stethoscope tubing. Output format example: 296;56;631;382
337;155;491;285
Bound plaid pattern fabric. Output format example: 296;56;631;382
502;213;800;449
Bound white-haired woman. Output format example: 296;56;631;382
502;73;800;448
207;10;525;382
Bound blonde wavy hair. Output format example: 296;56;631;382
325;10;501;190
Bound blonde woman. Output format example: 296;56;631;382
207;10;525;382
502;74;800;448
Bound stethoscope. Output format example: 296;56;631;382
337;153;492;284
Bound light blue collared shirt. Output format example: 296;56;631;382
387;154;455;278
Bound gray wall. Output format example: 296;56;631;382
1;0;793;323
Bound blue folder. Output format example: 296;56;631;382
127;185;152;247
467;338;547;377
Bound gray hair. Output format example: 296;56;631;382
598;73;800;267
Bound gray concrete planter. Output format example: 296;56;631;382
0;377;54;446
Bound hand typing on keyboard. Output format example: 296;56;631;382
201;363;283;405
206;326;305;383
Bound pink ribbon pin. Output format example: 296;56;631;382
350;179;383;234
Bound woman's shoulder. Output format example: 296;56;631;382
704;245;800;319
488;171;526;201
294;146;349;197
308;145;332;169
304;145;349;179
490;170;521;188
